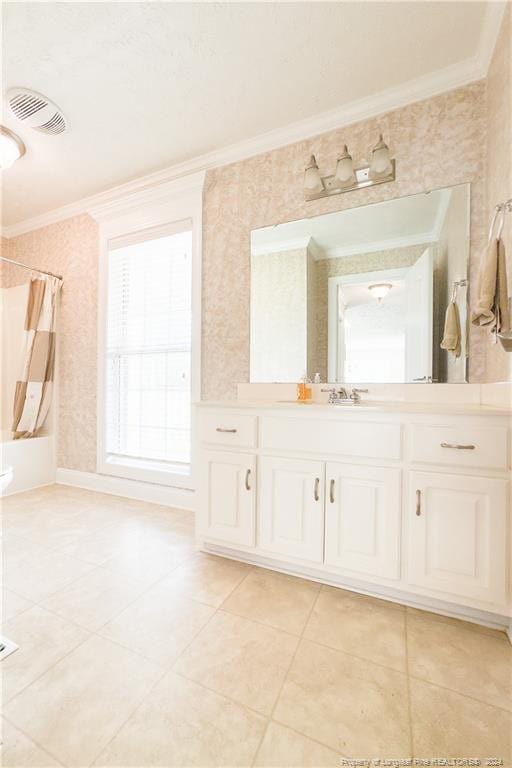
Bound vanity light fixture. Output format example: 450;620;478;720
369;134;393;179
335;145;356;188
304;134;395;201
304;155;324;195
0;125;25;169
368;282;393;301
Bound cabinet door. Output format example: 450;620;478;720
258;456;324;563
407;471;507;605
325;463;401;579
198;450;256;546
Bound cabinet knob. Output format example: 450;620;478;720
314;477;320;502
329;479;335;504
245;469;251;491
415;489;421;516
440;442;475;450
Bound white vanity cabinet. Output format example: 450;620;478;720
258;456;325;563
197;402;511;628
324;463;401;580
199;450;256;546
406;471;508;605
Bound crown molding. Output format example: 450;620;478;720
476;1;507;74
3;3;504;240
88;170;206;224
250;236;312;257
325;232;436;260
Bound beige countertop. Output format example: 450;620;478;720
195;399;511;418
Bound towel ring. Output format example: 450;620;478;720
488;204;505;242
451;278;468;304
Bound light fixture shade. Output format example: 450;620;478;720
0;126;25;169
369;134;392;179
304;155;324;195
368;282;393;301
335;145;356;187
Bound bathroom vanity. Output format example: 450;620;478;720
196;399;511;629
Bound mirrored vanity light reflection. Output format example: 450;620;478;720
250;183;470;386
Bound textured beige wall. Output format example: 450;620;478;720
484;4;512;383
250;248;308;381
3;70;508;472
1;216;99;472
202;81;488;400
437;186;470;383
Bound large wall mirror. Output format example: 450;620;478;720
250;184;470;384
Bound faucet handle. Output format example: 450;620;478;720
320;387;337;403
350;388;368;402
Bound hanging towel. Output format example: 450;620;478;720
472;238;499;327
441;301;461;357
472;203;511;331
496;239;510;332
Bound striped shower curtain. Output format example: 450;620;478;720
12;275;62;439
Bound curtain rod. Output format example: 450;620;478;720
0;256;63;281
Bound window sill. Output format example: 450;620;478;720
99;454;194;490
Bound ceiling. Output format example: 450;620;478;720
1;2;499;228
251;186;456;258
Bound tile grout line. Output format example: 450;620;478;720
1;714;68;768
2;628;93;712
5;489;511;763
88;560;257;766
404;608;415;759
2;537;201;717
250;582;325;767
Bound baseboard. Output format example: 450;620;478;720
203;542;512;633
56;468;196;511
2;480;55;498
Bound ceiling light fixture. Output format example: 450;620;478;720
368;282;393;301
0;126;26;169
304;134;395;201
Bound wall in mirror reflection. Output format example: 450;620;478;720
250;184;469;384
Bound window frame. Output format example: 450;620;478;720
95;173;204;491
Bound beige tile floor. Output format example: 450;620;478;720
1;484;511;768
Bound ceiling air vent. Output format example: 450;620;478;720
6;88;67;135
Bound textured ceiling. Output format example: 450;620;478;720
2;2;490;226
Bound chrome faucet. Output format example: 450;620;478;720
321;387;349;403
349;388;369;403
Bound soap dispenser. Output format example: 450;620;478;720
297;372;312;401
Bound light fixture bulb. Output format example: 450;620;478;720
369;134;392;179
304;155;324;195
0;126;26;169
335;145;356;187
368;282;393;301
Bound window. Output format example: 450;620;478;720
105;224;193;479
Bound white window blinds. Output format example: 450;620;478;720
105;226;192;469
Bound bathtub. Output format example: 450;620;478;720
0;431;56;496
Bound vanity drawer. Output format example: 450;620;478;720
260;416;401;461
200;411;257;449
409;424;508;470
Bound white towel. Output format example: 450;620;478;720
441;301;461;358
471;238;510;332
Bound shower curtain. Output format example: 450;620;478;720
12;274;62;439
